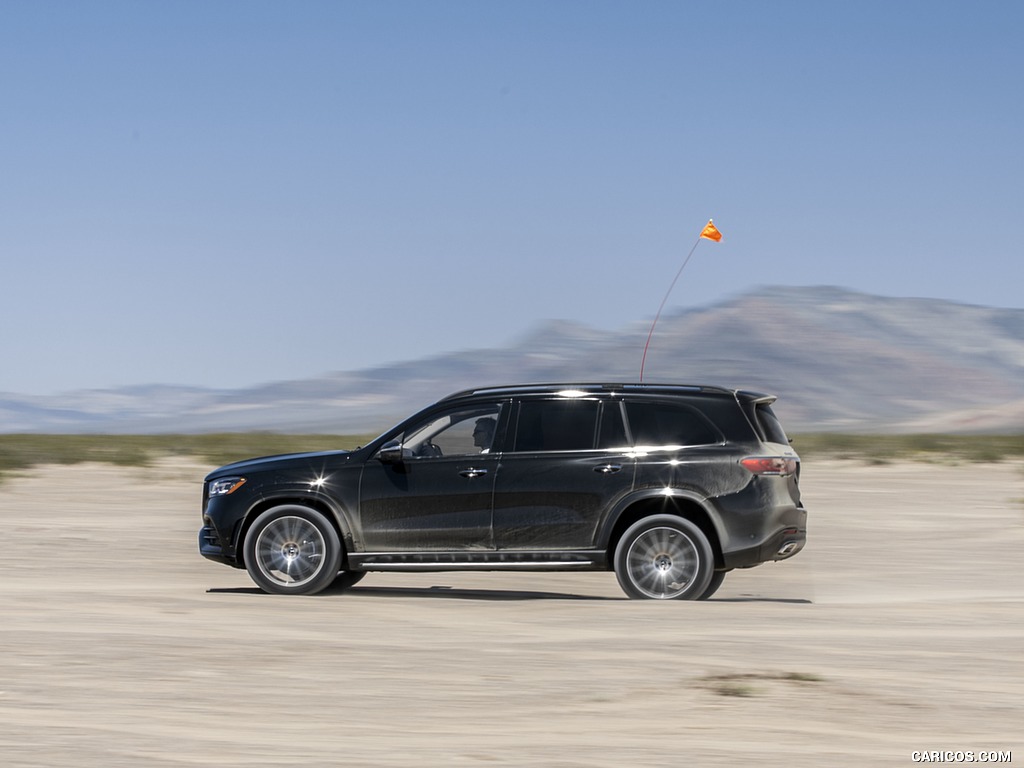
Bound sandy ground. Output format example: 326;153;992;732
1;458;1021;768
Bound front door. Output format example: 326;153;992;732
358;402;504;552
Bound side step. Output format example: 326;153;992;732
350;550;604;571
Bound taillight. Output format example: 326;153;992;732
741;457;798;476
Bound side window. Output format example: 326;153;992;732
401;403;502;458
597;401;629;449
513;399;600;452
625;401;721;447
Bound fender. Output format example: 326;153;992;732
240;482;358;555
596;486;727;552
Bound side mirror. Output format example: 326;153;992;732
378;439;405;464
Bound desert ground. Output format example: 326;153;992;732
1;458;1021;767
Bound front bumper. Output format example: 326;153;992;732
198;526;243;568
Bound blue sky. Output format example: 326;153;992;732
3;1;1021;395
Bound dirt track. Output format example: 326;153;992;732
1;459;1021;767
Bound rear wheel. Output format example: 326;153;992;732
697;570;727;600
243;505;341;595
614;515;714;600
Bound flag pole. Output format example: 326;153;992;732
639;219;722;382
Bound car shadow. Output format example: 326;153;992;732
206;585;811;603
207;584;617;601
710;597;813;604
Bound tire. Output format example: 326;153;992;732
243;505;342;595
331;570;367;591
697;570;727;601
614;515;714;600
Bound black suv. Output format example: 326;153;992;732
199;383;806;600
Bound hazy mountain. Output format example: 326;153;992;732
4;286;1023;434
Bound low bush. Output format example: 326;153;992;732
790;434;1024;463
0;433;376;479
2;432;1022;481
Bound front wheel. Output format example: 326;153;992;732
331;570;367;591
614;515;714;600
243;505;342;595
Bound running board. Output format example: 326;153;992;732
350;551;605;571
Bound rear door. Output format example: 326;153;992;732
491;396;636;550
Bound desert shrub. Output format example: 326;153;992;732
791;434;1024;464
0;433;376;480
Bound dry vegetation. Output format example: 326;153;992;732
0;433;376;478
2;432;1024;481
791;433;1024;464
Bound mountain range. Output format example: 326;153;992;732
4;286;1023;434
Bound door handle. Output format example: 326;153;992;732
459;467;488;478
594;464;622;474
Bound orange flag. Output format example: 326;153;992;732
699;219;723;242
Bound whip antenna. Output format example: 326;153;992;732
638;219;722;382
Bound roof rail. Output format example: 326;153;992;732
440;382;743;401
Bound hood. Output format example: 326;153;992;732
205;449;351;480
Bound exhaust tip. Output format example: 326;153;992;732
776;541;800;558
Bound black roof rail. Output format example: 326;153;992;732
439;382;749;401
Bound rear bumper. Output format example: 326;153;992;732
722;521;807;570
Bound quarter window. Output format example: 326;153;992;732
625;401;721;447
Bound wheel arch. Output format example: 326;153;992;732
603;491;726;570
238;492;357;569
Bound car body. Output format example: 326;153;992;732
199;383;806;600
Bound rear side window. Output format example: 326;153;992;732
624;401;721;447
513;400;599;452
597;402;628;448
754;403;789;444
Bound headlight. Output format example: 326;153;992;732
209;477;247;496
